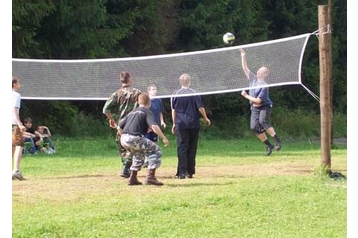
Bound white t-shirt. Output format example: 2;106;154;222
12;89;21;125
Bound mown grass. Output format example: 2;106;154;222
12;137;347;238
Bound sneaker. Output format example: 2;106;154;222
275;140;282;151
12;170;25;181
265;145;274;156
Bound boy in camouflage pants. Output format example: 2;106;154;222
103;71;141;178
118;92;169;186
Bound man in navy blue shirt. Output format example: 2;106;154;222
171;73;211;179
239;49;282;156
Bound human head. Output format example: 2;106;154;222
147;84;158;97
138;92;151;108
256;67;269;80
179;73;191;88
37;126;45;133
12;75;21;90
23;117;33;129
120;71;132;86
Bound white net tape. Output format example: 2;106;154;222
12;33;311;100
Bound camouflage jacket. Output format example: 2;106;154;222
103;86;142;122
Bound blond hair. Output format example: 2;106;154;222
179;73;191;87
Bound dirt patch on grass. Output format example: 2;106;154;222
13;159;347;204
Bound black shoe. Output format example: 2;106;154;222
120;167;130;178
187;174;193;178
265;145;274;156
275;141;282;151
177;174;186;179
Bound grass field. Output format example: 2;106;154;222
12;137;347;238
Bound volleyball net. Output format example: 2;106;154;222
12;33;312;100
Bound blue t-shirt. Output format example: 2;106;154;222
249;72;272;107
149;98;164;125
171;87;204;129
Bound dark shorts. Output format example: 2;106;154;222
144;131;158;143
12;125;24;147
250;105;272;134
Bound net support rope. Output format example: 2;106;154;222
12;32;319;101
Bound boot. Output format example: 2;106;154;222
120;161;132;178
128;171;142;186
145;169;164;186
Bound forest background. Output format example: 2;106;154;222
12;0;347;140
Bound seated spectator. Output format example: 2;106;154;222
36;125;56;154
22;117;41;154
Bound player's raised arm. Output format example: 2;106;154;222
239;49;250;79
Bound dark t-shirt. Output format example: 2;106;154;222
25;127;40;143
119;106;157;136
249;72;272;107
26;127;36;134
171;87;204;129
149;98;164;125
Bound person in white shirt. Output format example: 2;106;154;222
12;76;26;180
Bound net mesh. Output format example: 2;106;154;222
12;33;311;100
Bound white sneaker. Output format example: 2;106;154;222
12;170;25;181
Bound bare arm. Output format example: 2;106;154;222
198;107;211;126
241;91;263;106
35;131;43;137
151;125;169;147
105;112;117;128
22;131;36;138
171;109;176;134
44;126;51;137
239;49;251;79
13;107;25;131
160;112;166;128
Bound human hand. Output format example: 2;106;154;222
19;125;26;132
241;91;248;97
162;137;170;147
171;124;176;135
109;119;117;128
205;118;211;126
161;121;166;129
239;49;246;57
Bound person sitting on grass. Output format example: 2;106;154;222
22;117;41;154
36;125;56;154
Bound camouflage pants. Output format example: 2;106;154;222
116;132;132;165
120;134;162;171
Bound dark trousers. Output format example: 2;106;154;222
176;128;200;176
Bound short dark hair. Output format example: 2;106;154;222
12;76;19;89
23;117;32;124
120;71;131;84
138;92;150;105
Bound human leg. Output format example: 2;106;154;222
116;132;132;178
266;127;281;151
251;108;273;156
12;126;25;180
259;107;281;151
23;137;37;154
143;131;158;168
176;129;190;179
142;140;163;186
187;128;200;178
